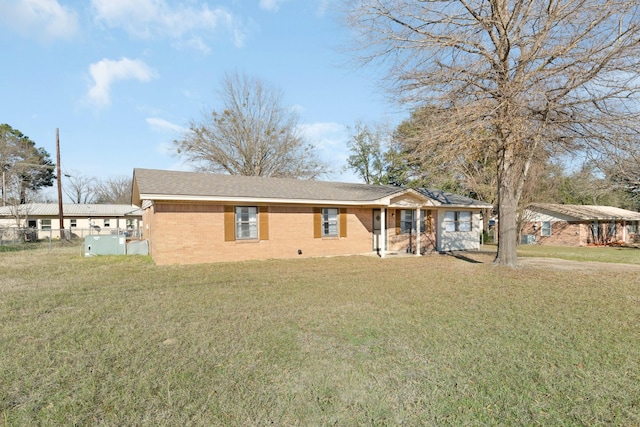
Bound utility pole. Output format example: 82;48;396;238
1;167;5;206
56;128;65;239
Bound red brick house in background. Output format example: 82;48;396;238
522;204;640;246
132;169;492;265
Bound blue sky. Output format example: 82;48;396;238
0;0;405;200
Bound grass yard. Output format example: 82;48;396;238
1;247;639;425
517;244;640;265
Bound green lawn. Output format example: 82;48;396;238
1;247;639;425
516;244;640;265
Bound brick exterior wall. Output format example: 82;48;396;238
144;203;439;265
523;220;632;246
522;222;585;246
146;203;361;265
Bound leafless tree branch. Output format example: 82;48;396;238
345;0;640;266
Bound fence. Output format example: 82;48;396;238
0;226;142;250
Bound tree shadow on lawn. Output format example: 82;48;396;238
442;251;487;264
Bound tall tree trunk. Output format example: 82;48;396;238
495;144;520;267
495;178;519;267
19;183;27;205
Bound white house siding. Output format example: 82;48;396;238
526;211;574;223
437;210;482;252
0;204;142;241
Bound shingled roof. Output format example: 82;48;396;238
528;203;640;221
134;169;406;203
132;168;492;208
416;188;493;208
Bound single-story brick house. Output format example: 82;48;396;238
132;169;492;265
0;203;142;240
522;203;640;246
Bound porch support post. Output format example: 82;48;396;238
415;207;421;256
380;208;386;258
623;220;627;243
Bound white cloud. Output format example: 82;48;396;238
0;0;79;41
299;122;345;148
155;141;174;157
290;104;305;115
299;121;359;181
179;36;211;54
91;0;247;49
259;0;293;12
259;0;278;11
146;118;187;159
87;58;156;107
316;0;331;17
146;117;186;134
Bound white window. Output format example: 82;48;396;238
322;208;338;237
400;209;413;234
541;221;552;236
444;211;472;232
70;219;77;228
444;212;455;231
104;219;110;228
458;211;471;231
629;221;639;234
236;207;258;240
401;210;426;233
41;219;51;230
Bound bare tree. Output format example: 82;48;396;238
391;106;500;234
63;172;96;204
607;163;640;209
345;0;640;266
93;176;132;204
391;106;495;195
599;138;640;208
175;72;327;179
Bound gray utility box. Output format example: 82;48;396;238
85;235;127;256
521;234;536;245
127;239;149;255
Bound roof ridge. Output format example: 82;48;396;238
133;168;492;207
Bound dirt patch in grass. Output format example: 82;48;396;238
452;247;640;273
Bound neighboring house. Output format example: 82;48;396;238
132;168;492;265
523;203;640;246
0;203;142;240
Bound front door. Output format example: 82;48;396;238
372;209;383;252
